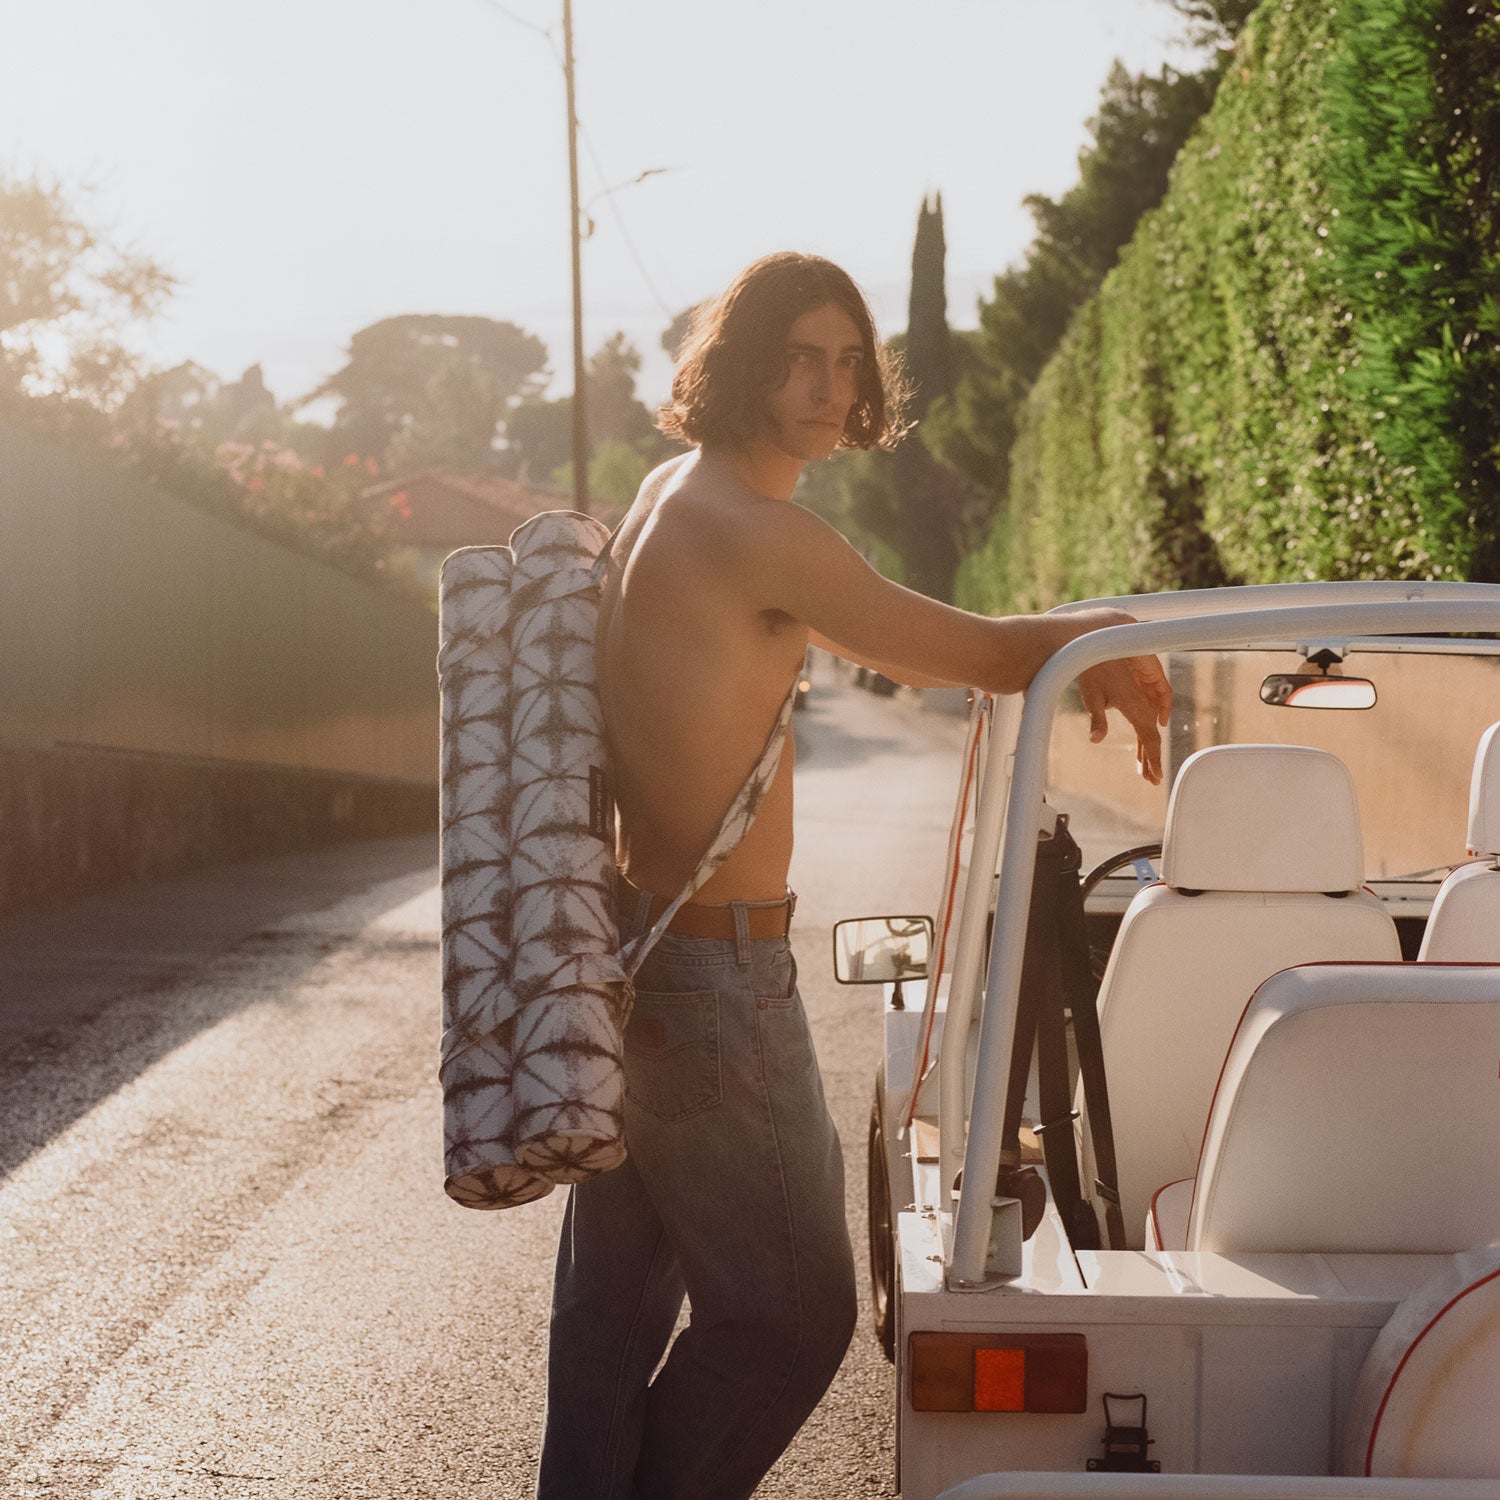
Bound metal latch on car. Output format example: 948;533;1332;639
1087;1391;1160;1473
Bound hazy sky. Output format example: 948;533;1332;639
1;0;1198;408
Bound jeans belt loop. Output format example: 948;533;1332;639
631;885;654;933
731;901;753;968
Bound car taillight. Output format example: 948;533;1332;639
908;1332;1087;1413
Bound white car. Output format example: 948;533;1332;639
832;581;1500;1500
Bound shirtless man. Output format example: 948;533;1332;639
537;253;1171;1500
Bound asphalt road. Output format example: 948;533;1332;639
0;660;967;1500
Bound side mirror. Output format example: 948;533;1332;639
1259;673;1377;710
832;916;933;1002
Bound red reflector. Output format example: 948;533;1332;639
974;1347;1026;1411
909;1332;1088;1413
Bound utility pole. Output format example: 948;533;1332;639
563;0;589;515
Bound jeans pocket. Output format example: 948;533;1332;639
753;944;799;1007
624;989;722;1122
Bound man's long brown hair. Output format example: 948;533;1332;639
658;252;909;451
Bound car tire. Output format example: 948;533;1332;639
867;1069;896;1363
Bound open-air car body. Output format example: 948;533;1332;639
835;581;1500;1500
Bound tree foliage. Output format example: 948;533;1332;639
661;305;700;365
1165;0;1260;45
1323;0;1500;576
0;172;174;412
304;313;547;471
961;0;1500;613
926;60;1222;523
503;331;673;495
128;360;287;446
857;196;990;600
903;194;956;420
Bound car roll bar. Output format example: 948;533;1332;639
943;595;1500;1289
1046;577;1500;623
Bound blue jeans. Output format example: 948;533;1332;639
536;891;857;1500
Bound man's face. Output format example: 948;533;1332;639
759;302;866;463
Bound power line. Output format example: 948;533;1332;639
578;127;678;323
465;2;678;344
468;0;555;40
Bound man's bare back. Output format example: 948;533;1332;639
598;451;808;904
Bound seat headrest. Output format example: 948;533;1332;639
1467;721;1500;856
1161;745;1364;893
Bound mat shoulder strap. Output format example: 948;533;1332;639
592;498;798;977
618;676;797;975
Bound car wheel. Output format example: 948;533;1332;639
867;1070;896;1363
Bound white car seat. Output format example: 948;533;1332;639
1417;721;1500;961
1148;963;1500;1255
1080;744;1400;1250
1343;1243;1500;1480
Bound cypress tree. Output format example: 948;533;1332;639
905;193;956;418
851;193;972;601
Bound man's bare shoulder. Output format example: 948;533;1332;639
630;455;777;563
618;455;854;625
660;459;845;562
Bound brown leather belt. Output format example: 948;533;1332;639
618;875;795;939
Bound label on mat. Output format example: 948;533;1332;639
589;766;612;842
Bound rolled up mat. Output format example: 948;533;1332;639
505;512;633;1179
438;543;552;1208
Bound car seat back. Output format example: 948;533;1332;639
1418;722;1500;962
1186;963;1500;1254
1080;745;1400;1249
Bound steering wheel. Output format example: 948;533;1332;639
1078;842;1163;980
1079;842;1163;903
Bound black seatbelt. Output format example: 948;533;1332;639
1053;821;1127;1251
999;879;1047;1164
1000;817;1124;1253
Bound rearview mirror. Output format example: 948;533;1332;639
1259;673;1377;710
832;915;933;985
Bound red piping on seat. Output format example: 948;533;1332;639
1363;1264;1500;1476
1147;1177;1192;1251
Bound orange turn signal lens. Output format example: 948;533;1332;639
909;1332;1087;1414
973;1347;1026;1411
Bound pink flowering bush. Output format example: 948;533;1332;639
113;424;428;606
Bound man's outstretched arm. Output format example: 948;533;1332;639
721;499;1172;781
805;632;963;689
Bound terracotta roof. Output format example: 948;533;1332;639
360;471;565;547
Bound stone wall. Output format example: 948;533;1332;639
0;423;439;914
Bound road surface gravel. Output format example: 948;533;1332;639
0;660;965;1498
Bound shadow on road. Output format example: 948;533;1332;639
0;834;436;1182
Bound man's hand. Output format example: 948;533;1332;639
1078;648;1173;786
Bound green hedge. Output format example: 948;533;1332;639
960;0;1500;613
